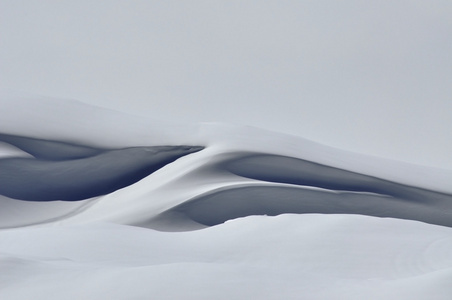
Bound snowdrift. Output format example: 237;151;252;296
1;92;452;299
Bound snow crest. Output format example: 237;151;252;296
1;92;452;300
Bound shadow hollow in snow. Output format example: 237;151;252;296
0;133;104;160
158;154;452;228
221;154;452;205
0;134;204;201
169;185;452;227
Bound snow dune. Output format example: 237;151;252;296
160;153;452;229
0;132;451;230
0;133;202;201
1;91;452;299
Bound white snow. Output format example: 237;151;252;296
0;142;32;159
1;92;452;299
1;215;452;300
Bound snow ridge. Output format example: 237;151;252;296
1;93;452;300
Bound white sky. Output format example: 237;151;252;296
1;1;451;169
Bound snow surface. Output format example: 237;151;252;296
1;91;452;299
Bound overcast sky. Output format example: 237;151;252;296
1;1;451;169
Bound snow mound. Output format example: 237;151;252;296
1;91;452;299
1;215;452;300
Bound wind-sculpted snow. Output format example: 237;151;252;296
2;93;452;299
168;185;452;227
153;153;452;229
221;154;450;202
0;134;203;201
0;133;104;160
1;133;452;228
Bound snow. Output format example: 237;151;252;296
1;91;452;299
1;215;452;300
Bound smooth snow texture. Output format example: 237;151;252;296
1;92;452;299
1;215;452;300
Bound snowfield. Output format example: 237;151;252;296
1;92;452;299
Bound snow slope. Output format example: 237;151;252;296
1;92;452;299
